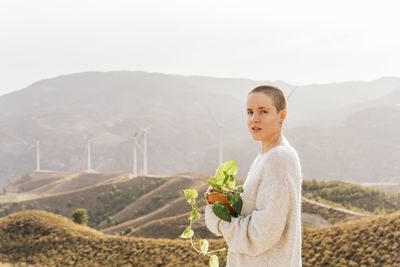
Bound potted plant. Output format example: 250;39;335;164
180;159;243;267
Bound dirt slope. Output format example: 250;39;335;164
98;176;207;228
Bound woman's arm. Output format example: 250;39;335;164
205;148;298;256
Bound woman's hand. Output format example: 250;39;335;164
204;187;238;217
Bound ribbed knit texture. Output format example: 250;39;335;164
205;136;302;267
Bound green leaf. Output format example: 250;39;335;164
235;186;244;193
189;207;201;221
227;191;242;215
215;159;238;177
207;159;238;189
212;201;231;222
206;177;218;189
180;226;194;239
183;189;198;205
224;174;235;189
206;177;223;190
199;239;209;255
209;255;219;267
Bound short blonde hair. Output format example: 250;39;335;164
248;85;287;113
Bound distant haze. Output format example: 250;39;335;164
1;0;400;96
0;71;399;188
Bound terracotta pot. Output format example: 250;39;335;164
206;189;237;217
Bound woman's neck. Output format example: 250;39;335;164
261;131;284;155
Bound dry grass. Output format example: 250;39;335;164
2;209;400;266
0;210;227;266
102;179;208;233
32;171;125;194
98;176;206;228
127;206;213;239
301;198;363;225
7;171;71;193
0;176;164;228
302;211;400;266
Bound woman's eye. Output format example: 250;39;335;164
262;110;268;113
247;111;253;115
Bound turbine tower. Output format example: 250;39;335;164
36;139;40;171
131;130;141;178
87;139;92;173
139;126;151;176
143;128;148;176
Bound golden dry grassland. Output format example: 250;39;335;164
2;210;400;266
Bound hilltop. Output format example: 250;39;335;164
303;179;400;214
2;209;400;266
0;210;227;266
302;211;400;266
3;172;398;240
0;173;209;231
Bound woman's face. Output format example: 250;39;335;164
246;92;286;141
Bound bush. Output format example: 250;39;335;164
72;208;89;226
123;226;133;235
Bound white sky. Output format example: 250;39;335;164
1;0;400;96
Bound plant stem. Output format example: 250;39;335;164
193;191;223;208
207;248;226;254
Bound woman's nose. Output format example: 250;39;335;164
250;113;260;122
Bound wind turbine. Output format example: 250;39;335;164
36;139;41;171
25;140;39;172
129;129;142;178
84;136;103;174
139;126;151;176
282;86;299;135
87;139;93;173
287;86;298;101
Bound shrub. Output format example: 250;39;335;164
72;208;89;226
123;226;133;235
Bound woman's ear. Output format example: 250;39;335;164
279;109;287;123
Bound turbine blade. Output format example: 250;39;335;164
287;86;298;101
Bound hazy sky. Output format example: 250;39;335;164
1;0;400;96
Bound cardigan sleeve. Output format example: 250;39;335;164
216;149;296;256
204;204;223;236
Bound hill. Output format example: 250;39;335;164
7;170;125;194
0;175;167;228
98;175;208;229
4;173;398;238
0;210;227;266
2;209;400;266
5;171;72;193
303;179;400;214
1;71;400;187
302;211;400;266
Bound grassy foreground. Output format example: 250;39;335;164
2;209;400;266
0;210;227;266
302;212;400;266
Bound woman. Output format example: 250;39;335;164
205;85;302;267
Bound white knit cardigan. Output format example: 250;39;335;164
205;137;302;267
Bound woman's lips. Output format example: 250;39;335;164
252;127;262;132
